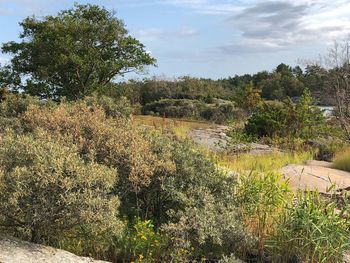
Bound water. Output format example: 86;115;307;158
319;106;334;117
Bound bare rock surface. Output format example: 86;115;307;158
188;126;272;154
0;236;109;263
188;125;230;152
281;162;350;193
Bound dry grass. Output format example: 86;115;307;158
332;147;350;172
216;150;313;173
133;115;212;139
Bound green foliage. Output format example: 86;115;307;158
0;130;122;244
245;100;288;138
267;191;350;263
117;218;167;262
2;4;155;100
233;81;262;111
245;89;326;140
0;92;45;133
142;99;205;119
237;173;290;258
84;95;133;118
142;98;239;124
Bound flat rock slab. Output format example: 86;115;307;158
188;126;272;154
281;164;350;193
0;236;109;263
188;126;229;152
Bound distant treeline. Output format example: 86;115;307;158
97;63;330;106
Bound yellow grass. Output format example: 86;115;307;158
332;147;350;172
133;115;212;139
216;150;313;173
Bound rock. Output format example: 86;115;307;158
0;235;110;263
305;160;333;168
281;163;350;194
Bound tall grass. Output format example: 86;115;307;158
216;150;313;173
332;147;350;172
267;190;350;263
133;115;211;139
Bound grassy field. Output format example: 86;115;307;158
132;115;212;139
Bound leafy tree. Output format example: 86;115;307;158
2;4;155;100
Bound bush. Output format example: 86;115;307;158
84;95;133;118
0;130;122;245
142;98;239;124
142;99;205;119
0;96;253;261
245;89;326;140
116;218;167;262
245;100;288;138
267;191;350;263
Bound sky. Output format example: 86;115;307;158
1;0;350;79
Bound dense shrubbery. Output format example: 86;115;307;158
0;130;122;244
245;90;326;140
142;98;241;124
0;93;251;262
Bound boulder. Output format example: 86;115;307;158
0;236;110;263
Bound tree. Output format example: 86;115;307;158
304;39;350;140
2;4;156;100
319;40;350;140
234;81;261;111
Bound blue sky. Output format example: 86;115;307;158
1;0;350;79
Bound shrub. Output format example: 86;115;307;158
267;191;350;263
314;138;345;161
0;92;41;118
142;99;205;119
0;96;250;261
120;133;249;261
142;98;239;124
245;89;326;140
116;218;167;262
0;130;122;245
84;95;133;119
20;101;163;193
245;100;288;138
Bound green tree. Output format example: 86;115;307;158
2;4;156;100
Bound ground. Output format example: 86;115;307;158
0;236;109;263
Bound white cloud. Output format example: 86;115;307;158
133;26;199;41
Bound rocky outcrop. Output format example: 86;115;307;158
0;236;110;263
281;160;350;193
